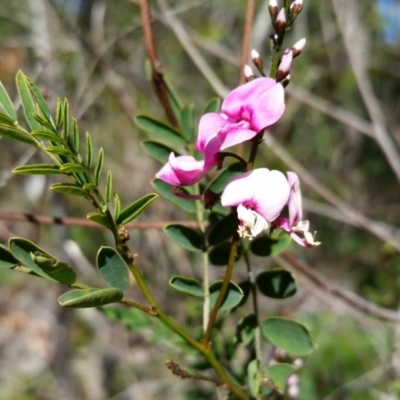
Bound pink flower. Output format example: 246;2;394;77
274;172;321;247
221;169;290;239
155;153;211;186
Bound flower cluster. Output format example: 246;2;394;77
156;72;319;248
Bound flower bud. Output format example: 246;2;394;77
251;49;264;74
292;38;306;58
243;65;255;82
268;0;278;22
290;0;303;19
274;8;286;36
281;74;291;88
276;49;292;82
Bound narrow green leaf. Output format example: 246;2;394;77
152;179;196;213
0;113;16;126
87;212;111;228
94;147;104;185
97;246;129;291
0;244;19;269
165;78;183;126
207;213;237;245
72;118;79;153
0;81;17;120
250;231;292;257
135;115;186;146
24;75;51;123
203;97;221;114
50;183;88;197
59;163;86;173
0;124;39;147
256;269;297;299
55;97;63;127
85;131;93;168
141;141;178;164
16;71;41;131
31;130;62;143
262;317;314;356
169;276;203;297
209;280;244;311
62;98;70;140
46;145;74;157
181;103;194;142
207;162;246;193
32;113;54;130
9;238;56;281
83;182;96;191
209;240;242;266
58;288;124;308
164;224;203;252
264;363;296;395
13;164;62;175
235;313;257;346
116;193;158;225
105;171;113;203
113;193;121;221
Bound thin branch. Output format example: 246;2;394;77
277;251;400;323
239;0;256;85
139;0;179;127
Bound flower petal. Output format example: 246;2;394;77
286;171;302;226
196;113;227;153
217;121;257;150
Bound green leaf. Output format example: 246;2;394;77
46;145;74;157
256;269;297;299
87;212;111;228
94;147;104;185
105;171;113;203
31;130;62;143
83;183;96;191
235;313;257;346
58;288;124;308
152;179;196;213
209;280;244;311
62;99;70;140
164;224;203;252
9;238;56;281
165;78;183;126
0;124;39;147
117;193;158;225
86;131;93;168
135;115;186;146
72;118;79;153
181;103;194;142
262;317;314;356
207;213;237;245
0;113;16;126
0;81;17;120
207;162;246;193
32;112;53;130
264;363;296;395
50;183;88;197
24;75;52;124
208;240;241;266
169;275;203;297
247;359;262;397
203;97;221;114
141;141;178;164
0;244;19;269
55;97;63;127
59;163;86;173
97;246;129;291
13;164;62;175
16;71;41;131
113;193;121;220
250;232;292;257
34;258;77;285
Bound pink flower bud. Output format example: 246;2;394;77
268;0;278;21
292;38;306;58
290;0;303;18
274;8;286;35
276;49;293;82
243;65;254;81
251;49;264;74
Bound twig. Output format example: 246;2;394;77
139;0;179;127
239;0;256;85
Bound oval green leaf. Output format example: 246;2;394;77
135;115;186;147
207;213;237;245
262;317;314;356
164;224;203;252
169;275;203;297
0;124;39;147
58;288;124;308
152;179;196;213
38;260;77;285
264;363;296;395
87;212;111;228
117;193;158;225
50;183;88;197
209;280;244;311
141;140;178;164
256;269;297;299
96;246;129;291
250;232;292;257
0;244;19;268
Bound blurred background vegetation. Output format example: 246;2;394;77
0;0;399;399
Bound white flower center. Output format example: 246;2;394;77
237;204;269;240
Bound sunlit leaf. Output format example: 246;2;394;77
31;130;62;143
209;280;244;311
24;75;52;124
85;131;93;168
55;98;63;127
13;164;62;175
0;124;39;147
169;275;203;297
106;171;113;203
59;163;86;173
46;145;74;157
50;183;88;197
94;147;104;185
58;288;124;308
72;118;79;153
117;193;158;225
97;246;129;291
87;212;111;228
62;98;70;140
